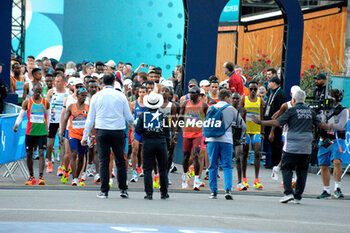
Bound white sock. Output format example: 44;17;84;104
323;186;331;194
335;182;341;190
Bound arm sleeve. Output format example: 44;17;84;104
83;95;97;141
123;96;134;127
333;108;349;131
15;109;26;126
135;112;144;134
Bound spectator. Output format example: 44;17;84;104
266;68;277;79
206;89;245;199
223;62;243;95
313;73;327;100
263;77;287;168
137;71;147;84
117;62;124;72
173;65;183;98
123;63;133;79
82;72;134;199
66;61;76;71
105;60;116;73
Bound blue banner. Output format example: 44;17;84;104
0;115;27;165
342;120;350;165
219;0;240;22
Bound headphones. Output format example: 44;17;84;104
331;89;343;102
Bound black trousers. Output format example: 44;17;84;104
143;138;168;195
264;126;283;167
281;152;310;200
96;129;127;193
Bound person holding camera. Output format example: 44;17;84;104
317;89;348;199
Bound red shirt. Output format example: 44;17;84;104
228;72;244;95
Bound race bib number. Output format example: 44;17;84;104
30;114;44;123
16;89;24;98
72;119;86;129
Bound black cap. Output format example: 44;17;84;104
189;86;200;94
314;73;327;80
270;77;281;85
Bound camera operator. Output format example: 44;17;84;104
314;73;327;100
317;89;348;199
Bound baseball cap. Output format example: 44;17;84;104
105;60;116;69
199;80;210;87
162;80;173;88
66;68;75;76
200;88;206;95
189;86;200;94
74;78;84;86
270;77;281;85
123;78;132;86
67;78;75;86
314;73;326;80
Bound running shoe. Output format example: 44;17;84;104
37;176;46;185
181;173;189;189
225;190;233;200
254;178;263;189
153;174;160;188
94;173;100;183
109;178;113;187
86;165;94;177
193;179;201;191
81;172;87;181
334;188;344;199
317;191;332;199
187;166;195;178
78;179;85;187
91;164;97;175
62;164;66;171
236;183;247;191
200;179;205;187
169;163;177;173
209;192;217;199
111;168;116;178
61;172;68;184
204;171;209;180
168;177;172;185
292;178;296;189
68;163;72;174
293;199;301;204
280;194;294;203
46;162;53;173
130;170;138;182
96;192;108;199
242;178;249;188
57;166;63;176
136;167;143;175
128;159;132;167
25;176;36;185
271;166;279;180
120;190;129;198
161;193;170;199
71;178;78;186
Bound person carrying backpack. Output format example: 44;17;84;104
204;89;246;200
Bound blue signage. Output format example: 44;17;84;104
219;0;240;22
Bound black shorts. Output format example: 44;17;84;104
25;135;47;151
48;123;59;139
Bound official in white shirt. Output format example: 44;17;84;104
82;72;134;199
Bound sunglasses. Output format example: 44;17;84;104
249;88;258;91
34;90;42;94
76;85;83;88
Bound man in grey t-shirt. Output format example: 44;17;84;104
253;90;323;203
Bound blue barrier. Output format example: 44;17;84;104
342;120;350;165
0;103;27;166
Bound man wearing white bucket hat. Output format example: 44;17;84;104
136;92;170;200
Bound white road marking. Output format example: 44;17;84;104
0;208;349;228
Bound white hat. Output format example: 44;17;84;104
291;85;301;95
162;80;173;88
91;72;103;79
114;81;122;91
67;78;75;86
200;88;206;95
143;92;164;109
199;80;210;87
123;78;132;86
66;68;75;76
105;60;116;69
220;79;229;86
73;78;84;86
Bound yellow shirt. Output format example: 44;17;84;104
244;96;261;134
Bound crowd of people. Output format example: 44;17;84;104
3;55;348;202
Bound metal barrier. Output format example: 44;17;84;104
0;102;28;183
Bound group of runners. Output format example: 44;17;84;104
10;58;282;192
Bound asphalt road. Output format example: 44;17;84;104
0;189;349;233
